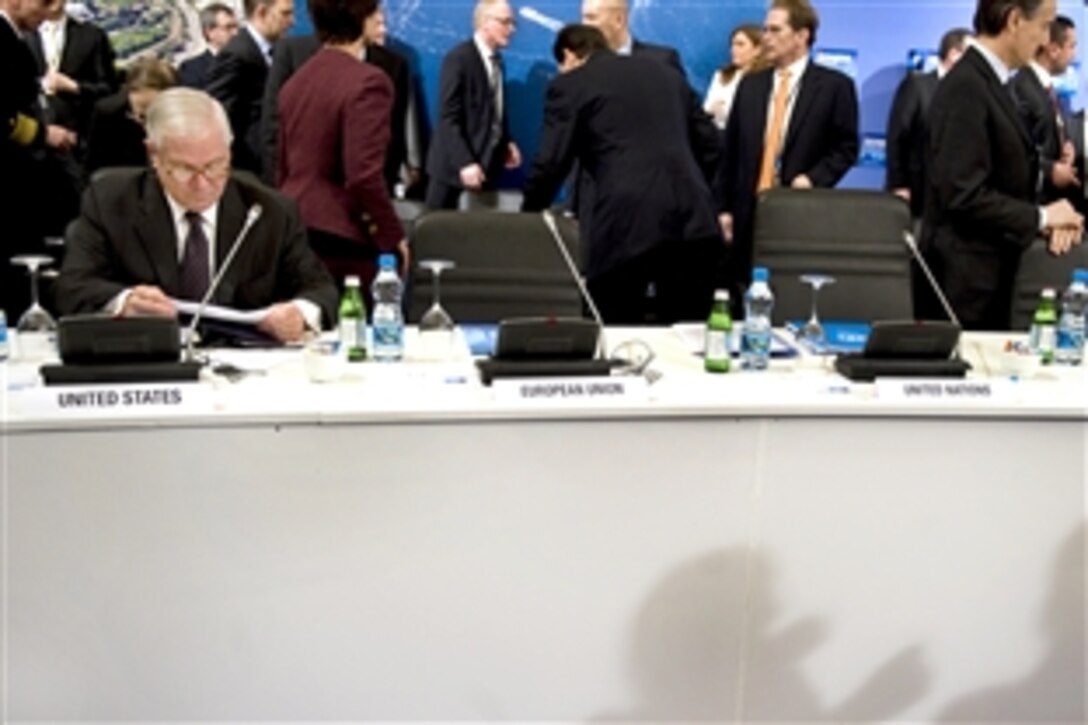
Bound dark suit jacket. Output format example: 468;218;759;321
631;38;684;76
425;39;510;188
178;49;215;89
922;46;1040;330
25;16;117;135
522;52;720;279
1070;110;1086;215
277;48;402;279
570;38;712;233
260;34;409;192
58;169;337;324
206;28;268;174
2;15;49;316
885;69;938;217
83;91;149;180
1010;64;1066;203
717;61;859;280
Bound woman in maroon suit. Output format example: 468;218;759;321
277;0;406;290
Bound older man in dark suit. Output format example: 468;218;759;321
716;0;859;301
206;0;294;175
424;0;521;209
57;89;337;342
924;0;1082;330
522;25;721;324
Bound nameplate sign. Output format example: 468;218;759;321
875;378;1013;404
492;376;648;405
12;384;215;420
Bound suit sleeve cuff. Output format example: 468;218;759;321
292;299;323;332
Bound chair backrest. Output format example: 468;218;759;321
407;210;584;323
752;188;913;325
1010;239;1088;331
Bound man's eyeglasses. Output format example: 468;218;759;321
488;15;516;28
162;158;231;184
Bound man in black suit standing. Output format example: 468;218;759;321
178;3;238;90
260;5;413;193
716;0;859;298
424;0;521;210
886;27;969;320
522;25;721;324
1010;14;1078;204
206;0;294;176
1;0;77;318
886;27;970;219
24;1;117;233
57;89;337;342
580;0;683;75
924;0;1082;330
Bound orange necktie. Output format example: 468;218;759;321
757;68;792;192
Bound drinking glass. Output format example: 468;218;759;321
11;255;58;360
798;274;836;349
418;259;456;360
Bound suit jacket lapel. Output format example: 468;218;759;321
968;48;1035;152
137;173;182;295
783;65;819;155
24;28;46;75
213;179;246;305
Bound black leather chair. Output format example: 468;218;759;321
1010;238;1088;330
407;210;584;323
752;188;913;325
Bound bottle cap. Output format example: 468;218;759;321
1042;287;1056;299
1073;268;1088;284
378;254;396;269
713;289;730;301
752;266;769;282
344;275;360;286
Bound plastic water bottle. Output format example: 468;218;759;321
0;310;8;361
741;266;774;371
1055;268;1088;366
370;254;404;362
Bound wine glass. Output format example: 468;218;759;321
11;254;58;360
798;274;836;349
417;259;456;360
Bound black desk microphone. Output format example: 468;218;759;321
183;204;263;362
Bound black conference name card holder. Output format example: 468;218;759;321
833;320;971;382
40;315;202;386
475;317;621;385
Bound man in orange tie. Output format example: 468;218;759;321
715;0;858;301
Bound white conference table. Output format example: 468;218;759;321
1;328;1086;722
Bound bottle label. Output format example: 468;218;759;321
1037;325;1056;353
705;329;729;363
373;323;404;349
339;318;358;349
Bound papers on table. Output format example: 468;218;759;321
173;300;271;325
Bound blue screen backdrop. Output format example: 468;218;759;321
289;0;1087;191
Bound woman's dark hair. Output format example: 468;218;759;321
718;23;762;83
973;0;1046;37
308;0;379;44
552;23;609;64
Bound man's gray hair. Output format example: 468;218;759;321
145;88;233;148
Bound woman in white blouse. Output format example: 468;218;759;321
703;24;764;130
